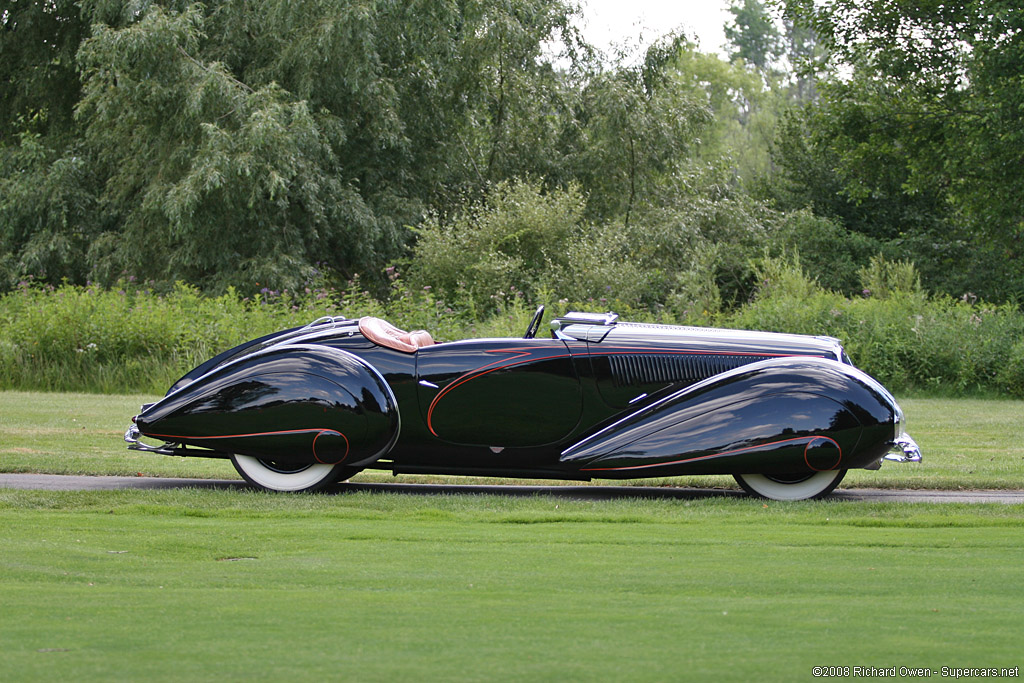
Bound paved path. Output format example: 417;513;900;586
2;473;1022;503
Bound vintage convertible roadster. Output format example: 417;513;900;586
125;308;921;500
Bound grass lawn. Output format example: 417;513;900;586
2;392;1022;680
1;489;1022;681
1;391;1023;490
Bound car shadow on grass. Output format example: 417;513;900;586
4;474;1022;502
334;481;745;501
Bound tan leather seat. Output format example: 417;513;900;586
358;316;434;353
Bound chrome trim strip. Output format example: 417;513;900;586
562;311;619;325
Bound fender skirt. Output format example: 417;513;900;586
135;344;399;467
561;357;898;477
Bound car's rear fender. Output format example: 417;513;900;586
166;317;360;395
136;344;399;467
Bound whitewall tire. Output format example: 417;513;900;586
231;455;354;492
733;470;846;501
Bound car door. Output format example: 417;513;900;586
415;338;582;447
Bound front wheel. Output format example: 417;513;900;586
231;455;356;492
733;470;846;501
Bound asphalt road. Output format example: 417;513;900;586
1;473;1022;503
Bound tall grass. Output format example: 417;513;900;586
724;258;1024;396
0;281;349;393
3;269;1024;396
0;278;538;394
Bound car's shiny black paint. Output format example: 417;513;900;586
137;344;399;468
415;339;583;447
560;357;895;477
132;314;906;485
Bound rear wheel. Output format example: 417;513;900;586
231;455;356;492
733;470;846;501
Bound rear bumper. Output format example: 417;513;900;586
124;422;177;455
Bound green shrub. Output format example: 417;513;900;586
407;171;776;317
858;254;923;300
408;180;587;314
773;211;883;295
726;258;1024;395
5;263;1024;397
0;280;354;393
998;339;1024;396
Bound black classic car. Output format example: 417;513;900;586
125;308;921;500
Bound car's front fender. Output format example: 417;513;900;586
560;357;899;477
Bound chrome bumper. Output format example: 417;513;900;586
124;423;178;455
884;434;922;463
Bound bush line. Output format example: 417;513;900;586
2;271;1023;397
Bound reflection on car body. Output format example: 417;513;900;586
125;308;920;500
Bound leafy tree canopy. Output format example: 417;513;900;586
775;0;1024;300
1;0;588;292
4;0;1023;306
725;0;783;70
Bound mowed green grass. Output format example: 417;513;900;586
1;391;1023;489
0;391;237;479
1;489;1022;681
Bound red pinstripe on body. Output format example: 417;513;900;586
424;344;814;437
143;427;350;464
580;435;842;472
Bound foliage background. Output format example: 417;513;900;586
3;262;1024;397
3;0;1024;396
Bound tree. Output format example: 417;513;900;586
0;0;588;292
773;0;1024;300
573;34;711;225
0;0;87;141
724;0;783;70
669;39;784;186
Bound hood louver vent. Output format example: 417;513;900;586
609;354;768;388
